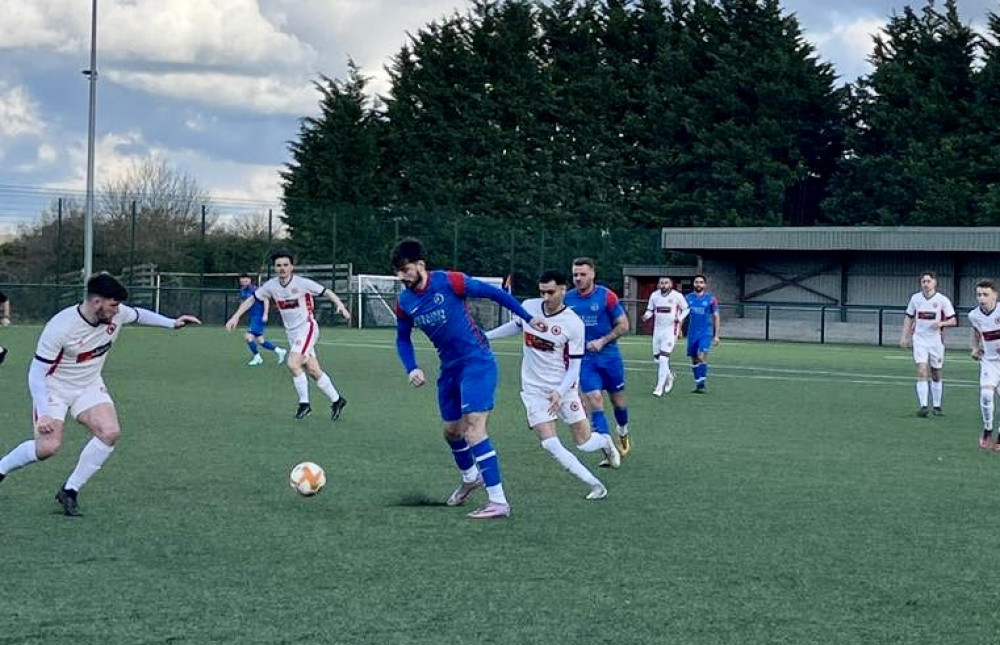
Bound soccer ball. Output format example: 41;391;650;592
289;462;326;496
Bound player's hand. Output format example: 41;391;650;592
972;348;984;361
587;338;606;353
0;315;9;327
900;337;909;349
547;391;562;415
408;368;426;387
175;315;202;328
224;317;239;332
527;316;548;333
642;313;652;322
712;336;720;347
338;307;351;322
35;415;60;435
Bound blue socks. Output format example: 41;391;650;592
693;362;708;387
613;406;629;428
447;438;476;472
262;340;276;351
470;438;503;487
590;410;610;435
246;341;259;356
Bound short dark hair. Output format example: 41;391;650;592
270;251;294;264
694;274;707;282
976;279;998;293
86;273;128;301
391;238;426;271
538;269;567;286
238;273;251;279
572;257;595;269
920;271;937;281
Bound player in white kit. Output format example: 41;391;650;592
0;273;201;516
642;276;688;396
485;270;620;500
900;271;956;417
968;280;1000;450
226;251;351;420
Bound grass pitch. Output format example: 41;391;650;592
1;326;998;644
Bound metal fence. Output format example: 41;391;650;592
0;284;977;349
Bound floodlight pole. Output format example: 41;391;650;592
83;0;98;287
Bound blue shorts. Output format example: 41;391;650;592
437;357;498;422
247;317;266;337
687;335;713;358
580;353;626;394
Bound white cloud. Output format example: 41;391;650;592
104;70;316;115
0;0;317;69
0;83;45;139
806;15;884;82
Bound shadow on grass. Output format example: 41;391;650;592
395;493;448;507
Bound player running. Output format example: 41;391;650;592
226;252;350;421
392;238;547;520
237;273;287;366
685;274;720;393
901;271;957;417
969;280;1000;450
0;273;200;516
486;270;620;500
565;257;632;460
643;276;688;396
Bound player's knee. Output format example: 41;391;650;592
35;437;61;460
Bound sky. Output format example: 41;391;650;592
0;0;995;232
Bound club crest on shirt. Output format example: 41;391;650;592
106;322;117;335
590;303;599;312
434;293;445;305
551;325;561;336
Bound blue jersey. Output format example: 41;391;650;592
395;271;535;372
685;291;718;338
240;285;265;320
565;285;626;356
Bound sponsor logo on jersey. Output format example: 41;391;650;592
77;341;113;363
983;329;1000;342
917;311;937;320
277;299;300;310
525;332;556;352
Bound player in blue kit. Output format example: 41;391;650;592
238;274;286;366
685;274;721;393
565;257;632;459
392;238;546;520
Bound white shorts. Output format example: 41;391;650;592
41;379;114;421
652;331;678;357
287;320;319;358
521;389;587;428
980;360;1000;390
912;337;944;369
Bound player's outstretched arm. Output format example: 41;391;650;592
131;307;201;329
463;277;547;332
322;289;351;322
225;296;257;331
485;319;522;341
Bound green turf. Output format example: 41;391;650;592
1;326;999;644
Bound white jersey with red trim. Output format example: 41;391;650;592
255;275;326;332
969;305;1000;362
645;289;687;336
905;291;956;340
514;298;585;396
34;304;141;391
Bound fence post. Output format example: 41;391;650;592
330;209;338;275
267;208;273;279
820;306;826;344
199;204;206;320
878;308;884;346
128;200;137;286
56;198;63;283
765;305;771;341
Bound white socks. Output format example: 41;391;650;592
656;356;670;389
930;380;943;407
541;436;601;486
576;433;608;453
916;380;929;407
65;437;115;491
982;389;995;431
316;373;341;403
0;440;38;475
292;374;309;403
